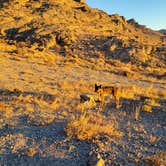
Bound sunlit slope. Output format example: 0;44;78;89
0;0;166;68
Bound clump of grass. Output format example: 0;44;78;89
0;133;27;154
134;104;141;121
65;111;122;141
27;110;55;126
0;102;13;118
142;104;152;113
25;147;37;157
0;102;6;108
143;151;166;166
142;98;160;113
146;98;160;107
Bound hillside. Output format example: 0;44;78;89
159;29;166;34
1;0;166;69
0;0;166;165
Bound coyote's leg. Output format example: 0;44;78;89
114;88;121;109
115;95;120;109
98;91;105;108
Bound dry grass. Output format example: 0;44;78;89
0;102;13;119
65;110;122;141
134;104;141;120
25;147;37;157
142;104;152;113
0;133;27;154
143;151;166;166
27;110;55;126
142;98;160;113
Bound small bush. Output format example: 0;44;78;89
142;104;152;113
142;98;160;113
27;110;55;126
25;148;36;157
134;104;141;120
65;111;122;140
143;151;166;166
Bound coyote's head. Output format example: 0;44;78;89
95;83;101;92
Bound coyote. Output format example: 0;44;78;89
95;83;130;108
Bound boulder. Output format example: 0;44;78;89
80;93;98;103
88;152;105;166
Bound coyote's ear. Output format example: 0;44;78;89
95;83;97;92
96;82;100;85
95;82;101;87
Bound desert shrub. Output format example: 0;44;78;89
36;33;56;50
65;111;122;140
0;102;13;118
134;104;141;120
27;110;55;126
145;98;160;106
56;30;77;46
143;152;166;166
142;104;152;113
142;98;160;113
0;133;27;153
25;95;56;122
24;147;37;157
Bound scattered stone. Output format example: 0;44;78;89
80;93;98;103
25;148;36;157
88;152;105;166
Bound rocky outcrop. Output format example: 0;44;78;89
74;0;85;3
56;30;77;46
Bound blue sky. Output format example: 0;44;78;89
86;0;166;30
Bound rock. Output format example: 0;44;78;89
74;0;86;3
80;93;99;103
96;157;105;166
88;152;105;166
56;30;77;46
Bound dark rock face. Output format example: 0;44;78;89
159;29;166;34
74;0;85;3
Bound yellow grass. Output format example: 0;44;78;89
0;133;27;154
25;148;37;157
65;111;122;141
27;110;55;126
142;98;160;113
142;105;152;113
0;102;13;119
144;151;166;166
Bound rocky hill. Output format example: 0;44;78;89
0;0;166;70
